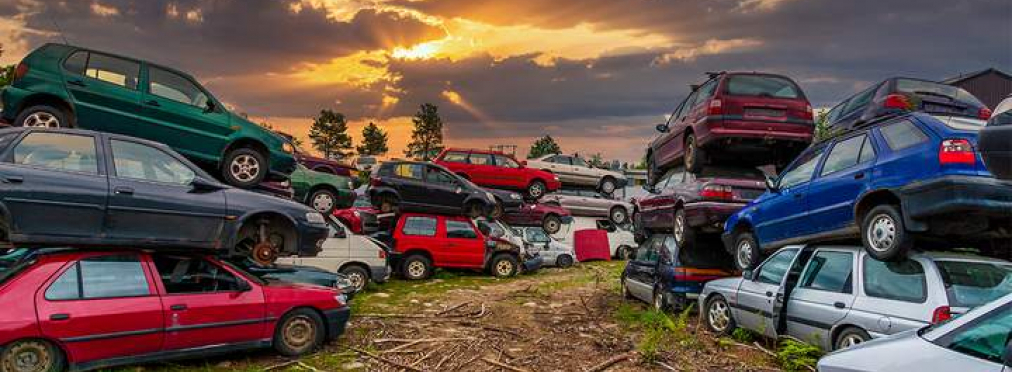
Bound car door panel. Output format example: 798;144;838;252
785;250;857;350
805;136;876;234
62;51;145;136
141;65;233;160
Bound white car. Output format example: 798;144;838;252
552;216;637;259
527;154;628;194
517;226;576;268
278;217;390;292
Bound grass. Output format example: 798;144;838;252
775;338;822;371
614;300;697;363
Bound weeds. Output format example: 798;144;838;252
776;338;822;371
731;328;757;343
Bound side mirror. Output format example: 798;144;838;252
764;176;779;193
520;160;528;167
743;270;755;281
655;123;669;133
204;100;216;113
190;177;224;192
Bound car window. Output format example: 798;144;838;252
879;120;929;151
402;216;437;236
863;257;926;303
820;135;867;177
941;304;1012;364
680;90;700;117
394;163;424;180
936;261;1012;308
446;220;478;239
799;251;853;293
13;132;98;174
548;155;570;165
725;75;800;99
697;166;765;180
82;53;140;90
152;255;244;293
824;100;847;124
468;153;494;165
758;249;798;285
63;51;88;75
442;151;469;163
148;66;209;108
696;78;719;102
676;238;729;269
843;84;878;115
45;254;150;300
525;228;550;243
636;239;659;263
896;78;985;107
778;146;825;189
494;155;520;168
0;132;19;153
859;135;877;163
111;140;195;184
424;166;457;186
572;157;589;167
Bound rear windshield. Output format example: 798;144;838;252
896;79;984;107
697;166;766;180
931;115;988;131
936;260;1012;308
726;75;801;99
672;239;730;269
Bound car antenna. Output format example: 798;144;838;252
48;15;71;45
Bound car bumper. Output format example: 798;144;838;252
696;116;813;145
370;264;390;283
899;175;1012;220
980;125;1012;180
295;222;329;256
522;255;543;273
684;201;748;232
323;306;352;341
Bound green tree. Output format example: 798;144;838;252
309;109;353;159
587;153;606;168
357;122;389;156
404;103;444;160
0;65;13;87
527;135;562;159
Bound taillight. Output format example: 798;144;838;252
378;249;387;259
370;177;382;187
883;94;911;110
707;99;722;115
700;184;733;200
932;306;952;324
939;139;976;165
13;63;28;82
802;104;814;120
979;107;992;120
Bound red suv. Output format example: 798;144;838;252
0;249;350;371
390;213;541;280
647;72;814;180
434;148;561;199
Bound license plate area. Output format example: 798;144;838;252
744;108;785;118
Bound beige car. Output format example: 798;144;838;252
527;154;628;194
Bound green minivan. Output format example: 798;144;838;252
0;43;296;188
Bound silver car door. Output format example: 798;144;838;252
735;248;799;337
785;249;857;350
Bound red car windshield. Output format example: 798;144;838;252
726;75;801;99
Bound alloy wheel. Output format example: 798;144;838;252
736;240;753;270
312;193;334;213
545;218;560;233
407;261;426;279
674;214;686;244
611;208;626;224
23;112;60;128
229;154;261;183
708;299;731;332
838;334;865;349
529;183;544;198
601;179;616;194
495;260;514;277
867;215;897;253
346;271;366;292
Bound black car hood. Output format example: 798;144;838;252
223;187;317;218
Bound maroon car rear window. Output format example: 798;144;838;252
726;75;800;99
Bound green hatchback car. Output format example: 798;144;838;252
0;43;296;188
270;164;356;214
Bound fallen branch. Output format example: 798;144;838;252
349;347;425;372
655;361;677;371
584;353;634;372
752;342;777;358
358;313;433;319
482;357;531;372
263;360;298;371
437;301;471;316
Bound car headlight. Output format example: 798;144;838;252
280;180;290;187
282;142;295;154
347;181;355;189
510;193;521;200
306;212;326;224
335;293;348;305
553;175;559;181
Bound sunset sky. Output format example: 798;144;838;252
1;0;1009;162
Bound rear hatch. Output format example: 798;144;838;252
934;259;1012;315
695;166;767;202
928;115;992;176
896;79;989;120
718;74;814;132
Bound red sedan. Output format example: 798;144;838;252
0;249;350;371
433;148;561;199
501;202;573;234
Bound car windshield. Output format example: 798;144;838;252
0;249;34;286
697;166;766;180
726;75;801;99
525;228;551;243
896;79;984;107
678;244;732;270
936;260;1012;308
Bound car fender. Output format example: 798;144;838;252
12;88;76;118
225;209;301;246
463;194;492;208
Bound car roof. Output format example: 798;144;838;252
443;147;508;156
43;43;198;80
785;244;1010;264
0;126;175;150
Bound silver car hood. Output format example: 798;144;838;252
817;330;961;372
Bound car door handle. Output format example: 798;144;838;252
49;313;70;321
145;100;161;107
834;302;846;309
67;80;86;87
792;193;803;199
1;175;23;184
853;172;865;180
170;304;188;311
765;291;774;297
114;186;134;195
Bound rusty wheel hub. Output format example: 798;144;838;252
251;241;279;266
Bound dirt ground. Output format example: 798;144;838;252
127;261;784;372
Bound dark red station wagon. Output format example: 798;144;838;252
647;72;814;180
0;249;350;372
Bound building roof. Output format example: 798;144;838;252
942;68;1012;84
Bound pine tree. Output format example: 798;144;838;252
527;135;562;158
309;109;353;159
404;103;444;160
357;122;389;156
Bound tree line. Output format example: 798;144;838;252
304;103;443;161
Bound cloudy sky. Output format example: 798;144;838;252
1;0;1009;162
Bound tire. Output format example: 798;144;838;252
339;265;370;293
490;254;519;278
401;254;433;280
609;206;628;224
673;209;695;248
464;201;485;219
599;177;617;195
490;201;505;219
733;231;761;271
308;189;338;214
861;205;913;262
652;288;669;313
646;153;658;186
543;214;563;234
556;254;574;268
222;147;268;188
684;133;705;173
273;308;326;357
1;339;65;372
527;180;547;200
15;105;70;128
834;327;871;351
377;194;399;214
704;295;736;336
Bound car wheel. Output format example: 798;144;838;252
465;201;485;219
673;209;696;247
378;194;399;214
834;327;871;351
222;147;267;188
309;189;337;214
704;295;736;336
599;177;617;195
862;205;913;262
15;105;70;128
543;214;563;234
490;254;519;278
491;201;505;219
734;231;761;271
646;153;658;186
401;254;432;280
652;288;669;313
273;308;325;357
339;265;370;293
684;133;705;173
527;180;547;200
556;254;574;268
609;206;628;224
1;339;65;372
